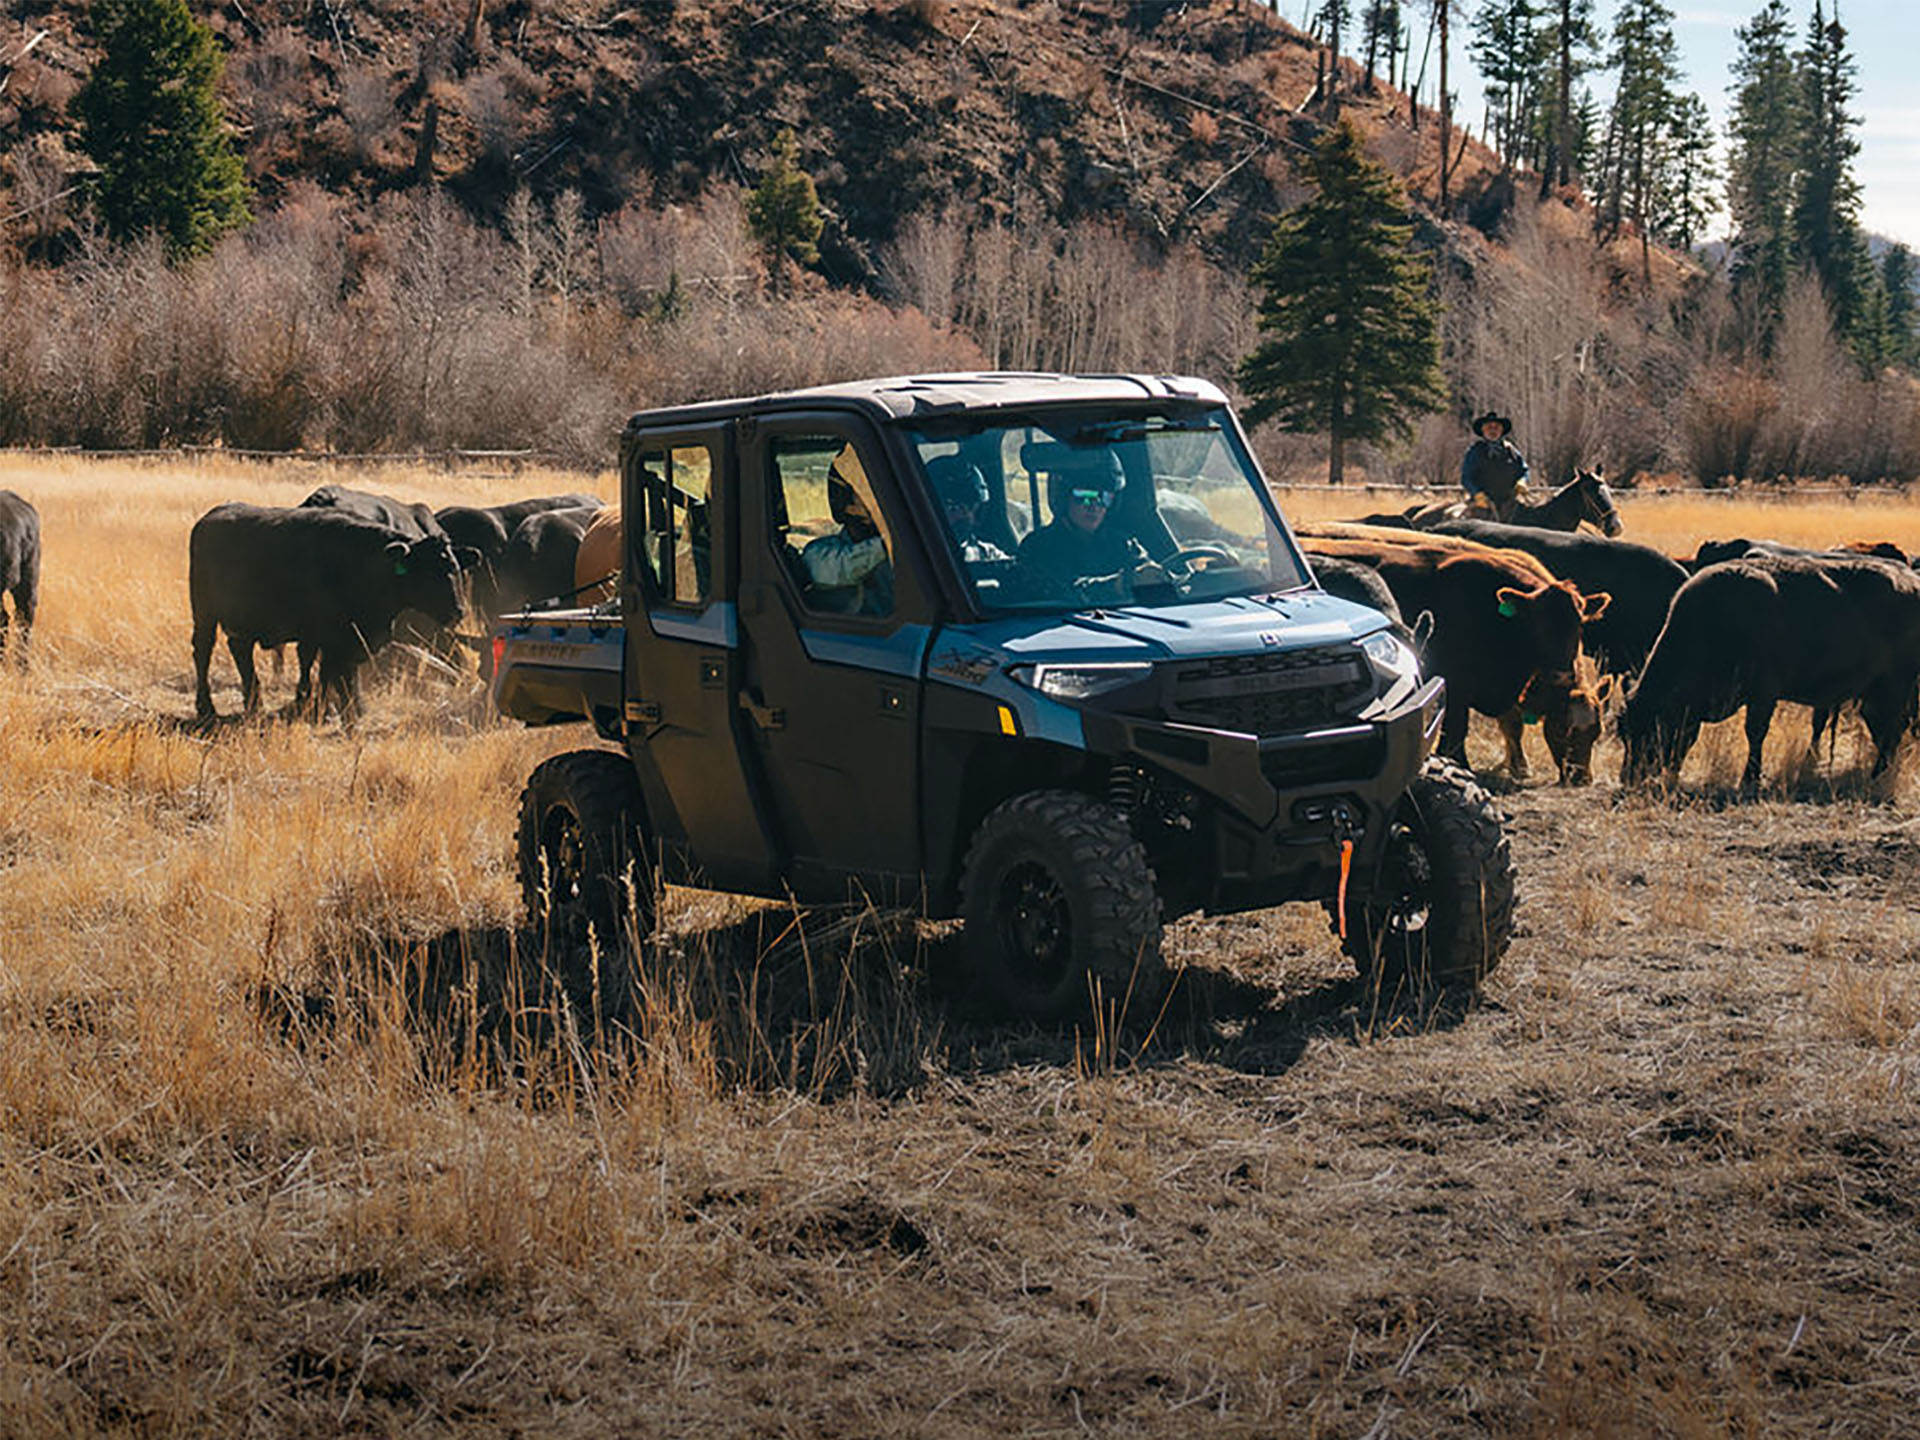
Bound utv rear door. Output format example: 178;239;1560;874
620;425;777;892
735;414;930;897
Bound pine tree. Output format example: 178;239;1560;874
1725;0;1803;341
75;0;250;256
1881;244;1919;370
1361;0;1403;89
746;129;823;298
1652;91;1718;253
1594;0;1680;285
1791;1;1869;349
1237;122;1446;485
1537;0;1599;189
1470;0;1544;170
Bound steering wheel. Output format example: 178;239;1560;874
1166;544;1240;570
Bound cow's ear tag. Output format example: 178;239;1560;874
393;560;409;576
1521;709;1542;725
1497;599;1517;618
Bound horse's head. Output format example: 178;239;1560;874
1578;468;1623;537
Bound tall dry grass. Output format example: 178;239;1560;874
0;456;1916;1431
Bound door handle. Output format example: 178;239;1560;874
739;691;786;731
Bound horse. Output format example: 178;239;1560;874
1363;468;1623;537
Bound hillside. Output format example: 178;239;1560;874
10;1;1906;487
2;0;1539;285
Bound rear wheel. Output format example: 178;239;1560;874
1333;758;1516;994
516;749;654;954
959;790;1164;1021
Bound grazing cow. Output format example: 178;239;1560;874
1620;553;1920;793
1431;518;1689;676
0;490;40;663
1686;536;1911;572
1301;535;1611;783
497;504;602;613
190;504;473;721
300;484;444;539
435;493;603;621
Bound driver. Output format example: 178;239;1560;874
1016;450;1170;604
927;455;1011;565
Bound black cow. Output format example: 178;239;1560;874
0;490;39;663
435;493;602;621
1431;518;1689;676
1620;553;1920;793
1686;536;1912;572
190;504;473;721
497;504;603;613
301;484;444;539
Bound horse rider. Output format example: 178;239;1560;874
1461;411;1531;522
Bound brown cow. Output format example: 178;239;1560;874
573;508;622;605
1302;535;1611;783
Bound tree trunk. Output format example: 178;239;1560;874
1328;404;1347;484
1438;0;1451;213
1555;0;1573;188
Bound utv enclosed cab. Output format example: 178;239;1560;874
498;373;1513;1018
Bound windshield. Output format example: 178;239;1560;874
904;406;1311;614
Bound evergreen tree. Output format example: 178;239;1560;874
1237;122;1446;485
1725;0;1803;341
1537;0;1600;189
1791;1;1869;348
1652;91;1718;253
75;0;250;257
1470;0;1544;169
746;129;823;298
1880;244;1919;369
1361;0;1403;89
1594;0;1680;285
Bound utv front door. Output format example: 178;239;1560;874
620;425;776;892
737;416;929;896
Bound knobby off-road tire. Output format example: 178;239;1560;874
959;790;1165;1022
1333;757;1516;994
516;749;655;963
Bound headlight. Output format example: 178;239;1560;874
1010;661;1155;701
1360;629;1420;685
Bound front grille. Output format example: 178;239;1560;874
1260;728;1385;787
1167;646;1371;735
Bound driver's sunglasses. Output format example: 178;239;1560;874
1069;488;1113;507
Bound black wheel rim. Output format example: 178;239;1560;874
538;805;587;913
995;859;1074;997
1377;817;1435;938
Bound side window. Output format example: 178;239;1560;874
632;442;713;606
770;435;895;619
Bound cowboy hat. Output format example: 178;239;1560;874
1471;412;1514;437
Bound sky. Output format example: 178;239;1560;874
1282;1;1920;249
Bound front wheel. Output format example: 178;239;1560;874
516;749;654;953
1332;758;1516;994
959;790;1165;1021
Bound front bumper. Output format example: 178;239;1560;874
1083;676;1446;910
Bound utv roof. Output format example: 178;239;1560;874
623;372;1230;433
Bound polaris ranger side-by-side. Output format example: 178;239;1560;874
491;374;1515;1018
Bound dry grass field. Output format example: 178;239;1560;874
1;455;1918;1436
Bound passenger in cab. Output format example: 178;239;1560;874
800;445;894;616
